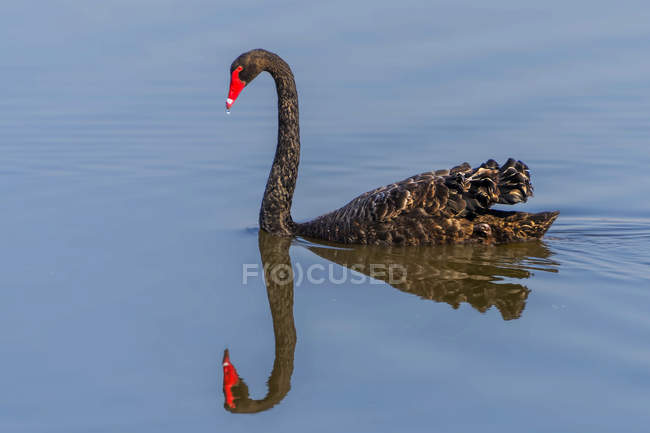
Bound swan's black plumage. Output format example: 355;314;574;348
228;49;558;245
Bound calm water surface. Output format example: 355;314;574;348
1;1;650;432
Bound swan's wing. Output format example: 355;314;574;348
447;158;534;208
335;158;532;224
493;158;534;205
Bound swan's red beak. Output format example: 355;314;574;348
222;349;240;408
226;66;246;110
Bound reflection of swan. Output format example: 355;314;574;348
223;232;296;413
223;232;559;413
226;48;558;245
304;239;559;320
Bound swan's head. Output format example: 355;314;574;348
226;49;268;110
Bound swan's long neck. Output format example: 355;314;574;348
259;55;300;235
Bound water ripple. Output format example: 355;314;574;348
547;217;650;281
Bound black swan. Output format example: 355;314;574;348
222;231;558;412
226;49;559;245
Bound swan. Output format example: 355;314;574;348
226;49;558;245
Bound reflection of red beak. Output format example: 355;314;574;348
226;66;246;110
222;349;240;408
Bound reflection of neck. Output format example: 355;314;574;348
225;232;296;413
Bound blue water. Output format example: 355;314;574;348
1;1;650;432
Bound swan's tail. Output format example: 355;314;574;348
476;209;560;241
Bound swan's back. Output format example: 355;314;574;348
296;158;558;245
